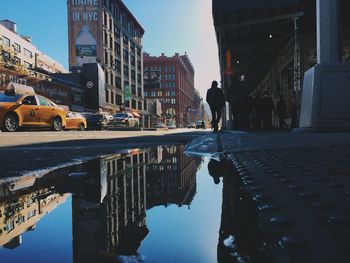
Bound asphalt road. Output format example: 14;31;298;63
0;128;210;177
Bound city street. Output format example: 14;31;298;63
0;128;210;177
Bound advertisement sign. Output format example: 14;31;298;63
68;0;102;68
144;70;161;88
124;85;131;100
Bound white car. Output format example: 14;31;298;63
111;113;139;127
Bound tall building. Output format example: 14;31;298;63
68;0;145;114
143;52;196;127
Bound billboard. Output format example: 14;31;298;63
144;70;161;88
68;0;102;69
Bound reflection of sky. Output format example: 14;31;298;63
0;195;72;263
1;0;219;99
140;158;222;263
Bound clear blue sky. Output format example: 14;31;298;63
1;0;220;98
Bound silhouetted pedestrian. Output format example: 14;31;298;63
277;95;287;129
259;92;275;131
228;74;246;130
206;81;225;132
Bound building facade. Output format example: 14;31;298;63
67;0;145;115
0;20;86;109
143;52;196;127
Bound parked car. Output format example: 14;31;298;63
65;111;87;131
0;84;66;132
111;113;139;128
85;113;109;130
154;123;168;129
167;123;176;129
187;122;196;128
195;120;206;129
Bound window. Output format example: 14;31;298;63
138;87;142;96
116;44;121;56
111;91;114;104
105;89;110;103
132;99;136;109
123;34;128;46
123;65;129;77
115;76;121;88
23;48;32;58
13;42;21;52
22;96;37;105
144;91;148;97
27;209;36;219
2;36;10;47
13;56;20;65
131;70;136;81
157;91;162;96
137;74;141;84
123;49;129;62
17;215;25;225
38;96;53;106
23;61;32;69
115;27;120;38
131;84;136;94
138;101;142;110
115;94;122;105
6;221;14;232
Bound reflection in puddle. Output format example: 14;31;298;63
0;146;271;262
213;158;272;263
0;145;205;262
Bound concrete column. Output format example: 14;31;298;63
317;0;341;64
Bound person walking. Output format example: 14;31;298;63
206;80;225;132
276;95;287;129
259;92;275;131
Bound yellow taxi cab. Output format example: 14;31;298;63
0;83;66;132
65;111;87;131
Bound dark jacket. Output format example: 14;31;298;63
206;87;225;109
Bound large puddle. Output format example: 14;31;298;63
0;145;225;263
0;145;271;263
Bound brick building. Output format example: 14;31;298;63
143;52;196;127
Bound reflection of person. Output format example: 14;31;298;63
208;159;224;184
206;81;225;132
215;159;272;263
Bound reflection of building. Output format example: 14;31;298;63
67;0;145;115
143;53;198;127
146;145;200;208
0;188;68;248
73;150;149;262
0;146;202;260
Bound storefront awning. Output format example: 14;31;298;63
131;111;141;118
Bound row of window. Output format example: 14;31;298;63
144;91;176;97
105;90;144;110
145;65;176;73
1;35;33;58
4;209;36;233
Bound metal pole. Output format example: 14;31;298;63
317;0;340;64
293;17;301;126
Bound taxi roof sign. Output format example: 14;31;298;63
5;83;35;96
